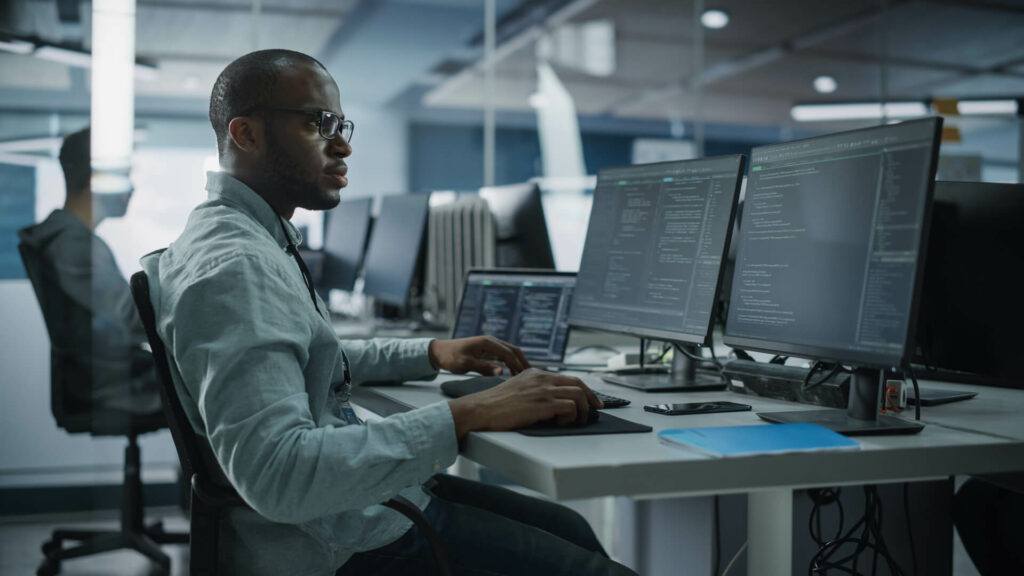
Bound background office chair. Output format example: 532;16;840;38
130;266;451;576
17;240;188;576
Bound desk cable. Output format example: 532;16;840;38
807;485;910;576
903;363;922;421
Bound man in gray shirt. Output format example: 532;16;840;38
19;128;162;415
142;49;634;575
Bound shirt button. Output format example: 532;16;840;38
432;460;442;472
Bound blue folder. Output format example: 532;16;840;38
658;423;860;458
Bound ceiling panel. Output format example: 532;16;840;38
135;5;340;60
813;2;1024;70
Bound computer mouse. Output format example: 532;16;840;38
531;408;600;429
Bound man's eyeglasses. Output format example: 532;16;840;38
241;106;354;143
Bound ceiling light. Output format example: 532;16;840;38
813;75;837;94
528;92;549;109
956;99;1019;115
790;101;929;122
700;9;730;30
0;38;34;55
34;45;93;67
31;42;159;79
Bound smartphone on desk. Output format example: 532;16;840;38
644;401;752;415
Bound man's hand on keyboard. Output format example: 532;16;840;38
447;368;604;439
428;335;530;376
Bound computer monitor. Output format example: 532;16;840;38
568;155;746;392
913;180;1024;388
361;193;431;309
452;269;575;365
319;198;373;292
724;117;943;435
478;182;556;269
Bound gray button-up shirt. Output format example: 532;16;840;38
141;172;458;575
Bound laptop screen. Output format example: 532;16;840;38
453;270;576;363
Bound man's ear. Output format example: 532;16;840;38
227;116;263;155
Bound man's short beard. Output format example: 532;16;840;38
263;126;338;212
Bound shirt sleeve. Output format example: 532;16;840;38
343;338;438;386
166;252;457;524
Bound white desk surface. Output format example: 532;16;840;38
912;379;1024;440
354;372;1024;501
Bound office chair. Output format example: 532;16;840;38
130;265;451;576
16;240;188;576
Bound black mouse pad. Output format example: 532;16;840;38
442;377;652;436
517;412;652;436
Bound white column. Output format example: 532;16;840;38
90;0;136;194
483;0;496;187
747;488;793;576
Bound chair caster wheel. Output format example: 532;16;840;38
36;558;59;576
41;540;59;556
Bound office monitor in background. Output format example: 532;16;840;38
914;180;1024;388
479;182;555;269
568;155;746;392
319;197;373;293
361;193;431;314
724;117;943;435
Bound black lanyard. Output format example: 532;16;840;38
278;217;323;318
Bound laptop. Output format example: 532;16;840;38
451;269;575;369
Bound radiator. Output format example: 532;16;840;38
424;196;496;327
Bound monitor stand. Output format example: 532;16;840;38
757;367;924;436
601;343;726;393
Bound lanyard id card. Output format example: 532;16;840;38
339;401;362;425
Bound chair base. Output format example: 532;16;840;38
37;520;189;576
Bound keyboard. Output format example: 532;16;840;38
440;376;631;408
593;390;631;408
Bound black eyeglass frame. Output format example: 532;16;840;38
240;106;354;142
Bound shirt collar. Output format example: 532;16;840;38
205;171;303;249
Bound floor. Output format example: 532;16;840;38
0;504;983;576
0;507;189;576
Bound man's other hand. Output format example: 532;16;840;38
429;336;530;376
447;368;604;438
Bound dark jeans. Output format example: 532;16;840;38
338;474;636;576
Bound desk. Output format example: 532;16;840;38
353;373;1024;576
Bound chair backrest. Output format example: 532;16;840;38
130;262;451;576
131;266;245;576
129;268;201;480
18;237;96;432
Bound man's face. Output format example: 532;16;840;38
260;63;351;214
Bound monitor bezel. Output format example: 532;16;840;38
361;193;431;308
320;197;373;292
912;179;1024;386
567;154;747;347
722;117;944;369
478;182;556;270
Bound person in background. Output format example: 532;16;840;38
18;127;162;416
